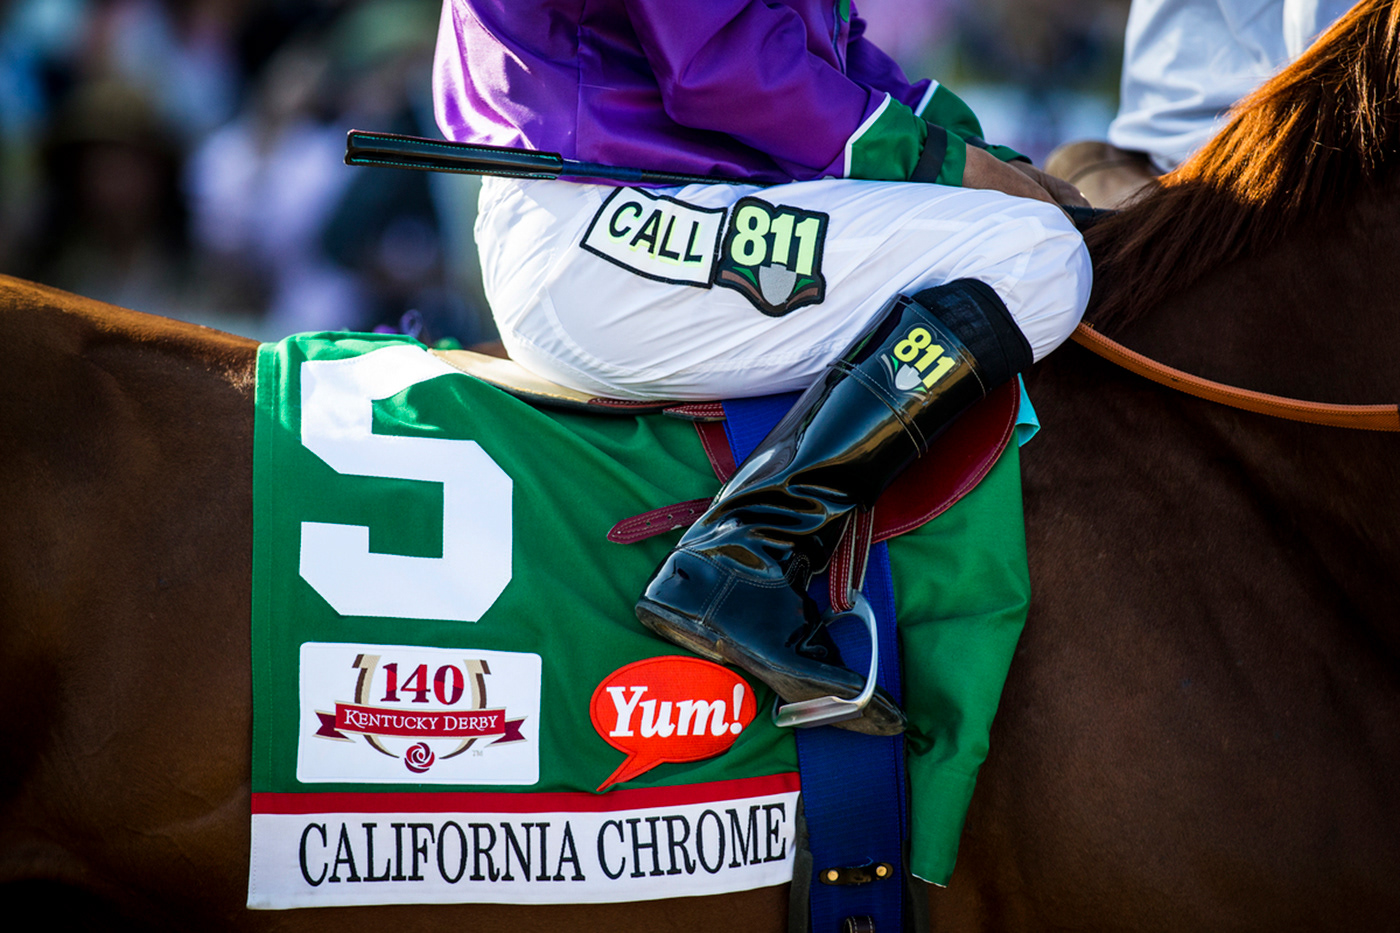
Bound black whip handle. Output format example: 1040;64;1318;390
345;129;748;187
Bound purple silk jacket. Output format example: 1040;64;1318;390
433;0;958;185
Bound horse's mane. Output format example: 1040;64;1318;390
1083;0;1400;331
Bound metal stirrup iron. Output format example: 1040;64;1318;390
772;592;880;728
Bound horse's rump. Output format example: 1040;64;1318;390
0;276;258;923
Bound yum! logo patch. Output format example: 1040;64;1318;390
297;642;541;785
590;656;757;791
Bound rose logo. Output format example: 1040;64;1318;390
403;742;435;774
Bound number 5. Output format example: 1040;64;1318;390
298;345;512;621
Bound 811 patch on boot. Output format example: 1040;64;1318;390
886;323;967;393
715;197;829;317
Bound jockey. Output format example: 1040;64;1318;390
434;0;1091;735
1071;0;1354;204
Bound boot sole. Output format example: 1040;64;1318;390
635;598;906;736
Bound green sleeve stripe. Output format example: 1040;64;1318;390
919;83;1028;171
844;92;927;181
935;131;968;187
845;84;1017;185
982;142;1029;164
921;84;984;143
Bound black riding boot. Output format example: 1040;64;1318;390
635;279;1034;735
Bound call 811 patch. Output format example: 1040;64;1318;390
714;197;829;317
579;187;727;287
578;189;830;317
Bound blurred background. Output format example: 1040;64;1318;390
0;0;1128;345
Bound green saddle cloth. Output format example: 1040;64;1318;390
250;333;1030;904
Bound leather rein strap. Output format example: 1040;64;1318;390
1071;324;1400;432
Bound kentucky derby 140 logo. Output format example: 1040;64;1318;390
296;642;541;786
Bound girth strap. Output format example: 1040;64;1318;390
721;395;908;933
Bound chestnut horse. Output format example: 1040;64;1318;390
3;2;1398;929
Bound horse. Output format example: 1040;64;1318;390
2;1;1398;928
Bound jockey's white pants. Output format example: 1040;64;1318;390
475;175;1090;401
1108;0;1353;170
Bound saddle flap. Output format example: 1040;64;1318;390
609;381;1020;545
871;379;1020;542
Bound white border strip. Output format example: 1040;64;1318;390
249;786;800;908
913;80;941;118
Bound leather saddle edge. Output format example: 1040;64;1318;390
433;348;724;420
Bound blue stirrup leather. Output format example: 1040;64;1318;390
722;395;907;933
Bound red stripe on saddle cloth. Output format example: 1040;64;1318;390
252;772;801;814
607;381;1020;546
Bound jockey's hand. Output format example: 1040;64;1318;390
961;146;1090;210
1011;159;1091;209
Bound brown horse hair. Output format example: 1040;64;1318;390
1081;0;1400;332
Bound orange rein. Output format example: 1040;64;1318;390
1071;323;1400;432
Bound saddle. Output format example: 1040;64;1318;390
433;348;1022;539
433;347;1023;604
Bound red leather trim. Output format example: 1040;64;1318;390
603;421;731;545
872;380;1020;542
608;382;1020;546
695;420;738;482
585;397;672;413
664;401;728;421
828;509;876;611
607;498;712;544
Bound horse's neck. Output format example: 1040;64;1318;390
1099;188;1400;628
1117;185;1400;410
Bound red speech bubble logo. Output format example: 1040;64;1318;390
590;656;757;791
